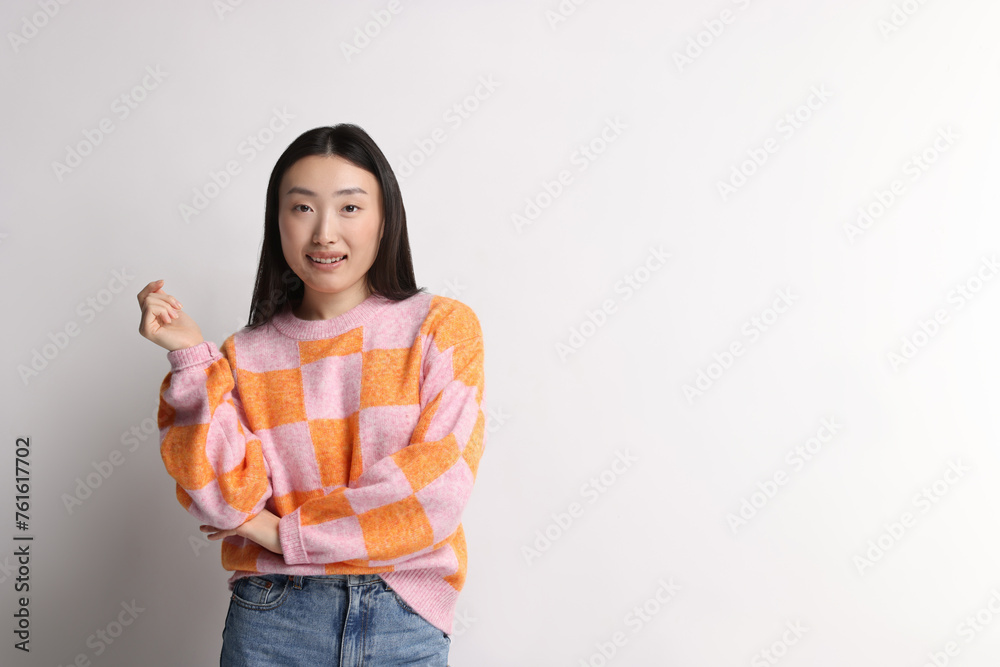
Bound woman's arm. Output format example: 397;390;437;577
159;336;274;531
201;509;282;554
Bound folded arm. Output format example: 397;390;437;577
278;329;487;567
158;338;273;531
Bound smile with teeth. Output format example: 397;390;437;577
309;255;346;264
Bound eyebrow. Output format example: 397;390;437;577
285;186;368;197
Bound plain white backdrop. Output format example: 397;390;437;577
3;0;1000;665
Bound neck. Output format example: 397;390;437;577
293;282;371;321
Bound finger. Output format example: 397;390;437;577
146;292;181;309
141;312;163;337
144;294;180;320
147;282;183;309
159;302;180;320
150;288;181;308
135;280;159;306
143;302;174;329
136;279;164;305
146;304;172;326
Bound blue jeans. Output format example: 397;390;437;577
220;573;451;666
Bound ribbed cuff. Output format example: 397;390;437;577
166;341;219;371
279;511;309;565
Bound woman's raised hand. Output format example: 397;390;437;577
137;279;205;352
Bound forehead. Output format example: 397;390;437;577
280;155;379;193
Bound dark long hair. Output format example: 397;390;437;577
245;124;425;330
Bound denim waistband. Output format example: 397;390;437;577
284;573;384;588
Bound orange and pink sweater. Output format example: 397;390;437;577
156;291;487;636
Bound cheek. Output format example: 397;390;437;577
277;222;297;255
368;218;383;246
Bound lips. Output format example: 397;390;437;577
308;255;346;264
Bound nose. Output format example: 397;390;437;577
313;207;339;244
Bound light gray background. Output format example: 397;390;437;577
3;0;1000;665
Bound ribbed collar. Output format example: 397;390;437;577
270;293;393;341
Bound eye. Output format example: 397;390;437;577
293;204;312;213
343;204;359;213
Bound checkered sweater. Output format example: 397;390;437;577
157;291;487;636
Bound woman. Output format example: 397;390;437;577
137;124;487;666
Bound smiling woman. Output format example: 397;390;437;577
278;154;384;322
137;124;487;667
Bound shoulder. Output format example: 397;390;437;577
371;291;483;346
218;331;240;368
221;320;267;367
418;294;483;347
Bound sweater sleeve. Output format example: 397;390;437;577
277;329;487;567
158;337;273;530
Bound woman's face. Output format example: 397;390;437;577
278;154;383;305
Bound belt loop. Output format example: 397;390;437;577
291;575;303;589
